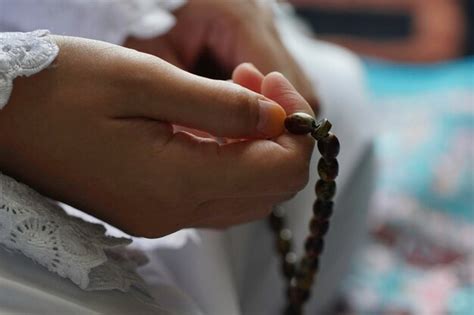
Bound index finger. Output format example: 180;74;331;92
262;71;315;118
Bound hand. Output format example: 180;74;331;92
0;36;314;238
197;62;317;229
124;0;320;114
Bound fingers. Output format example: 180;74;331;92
261;72;315;117
233;65;315;119
231;63;264;93
261;72;316;154
123;59;286;139
156;70;315;200
192;193;294;229
195;205;271;229
281;55;321;115
158;128;307;200
201;71;315;198
179;75;285;138
152;69;314;200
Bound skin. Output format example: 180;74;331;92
0;36;315;238
124;0;320;114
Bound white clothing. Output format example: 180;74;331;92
0;0;185;45
0;30;58;108
0;2;375;314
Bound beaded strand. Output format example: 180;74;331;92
268;113;340;315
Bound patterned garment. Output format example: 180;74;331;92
339;58;474;315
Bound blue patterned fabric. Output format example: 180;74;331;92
340;58;474;314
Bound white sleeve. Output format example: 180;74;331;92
0;0;186;45
0;31;147;294
0;30;59;109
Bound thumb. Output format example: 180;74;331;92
133;63;287;138
176;73;287;138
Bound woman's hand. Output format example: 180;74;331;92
0;36;314;238
124;0;320;114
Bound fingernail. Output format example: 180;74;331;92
257;99;286;136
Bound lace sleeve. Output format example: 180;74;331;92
0;30;58;109
0;31;148;294
0;172;149;293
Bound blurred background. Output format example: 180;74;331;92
289;0;474;314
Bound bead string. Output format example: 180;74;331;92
268;113;340;315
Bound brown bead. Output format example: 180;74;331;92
269;213;283;231
315;180;336;201
284;304;302;315
283;252;297;278
277;239;291;255
317;132;340;159
269;207;285;231
305;236;324;258
280;228;292;241
309;218;330;237
285;251;298;264
317;158;339;181
283;262;295;279
311;118;332;140
277;228;292;254
296;273;314;290
300;256;320;272
312;200;334;220
272;206;286;218
285;113;316;134
295;277;314;292
288;285;310;305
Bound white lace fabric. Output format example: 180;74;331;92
0;30;59;109
0;172;148;292
0;30;148;293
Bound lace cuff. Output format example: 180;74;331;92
0;30;59;109
0;172;147;293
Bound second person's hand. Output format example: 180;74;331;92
125;0;321;114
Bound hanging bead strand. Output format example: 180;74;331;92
269;113;340;315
